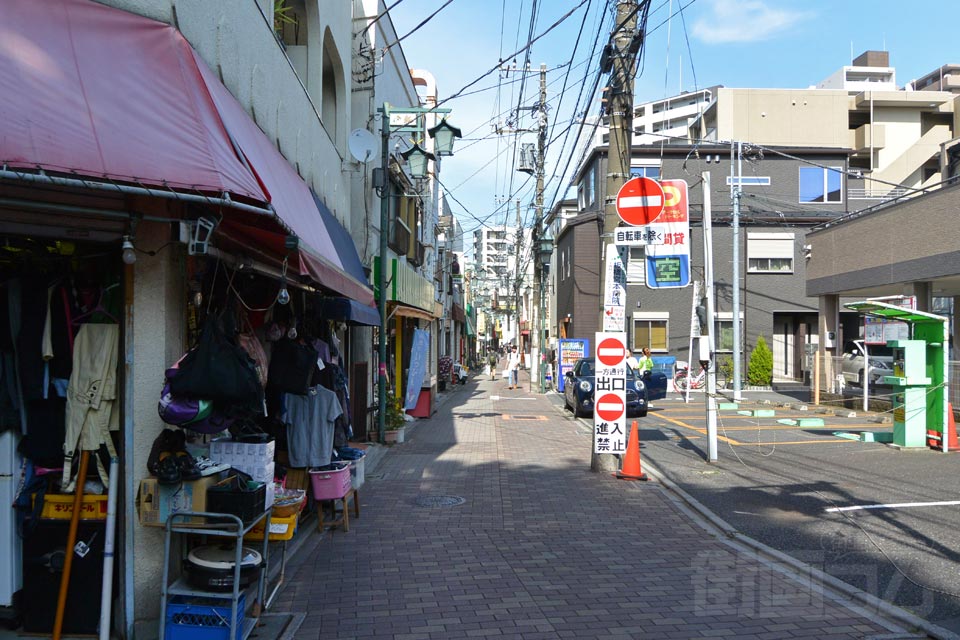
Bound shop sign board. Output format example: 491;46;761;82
864;296;915;345
557;338;588;392
613;226;665;246
603;244;627;331
594;332;627;454
646;179;691;289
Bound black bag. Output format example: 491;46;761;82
168;315;264;412
267;338;318;395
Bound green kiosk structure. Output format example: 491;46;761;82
844;301;950;451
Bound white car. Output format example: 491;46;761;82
841;340;893;386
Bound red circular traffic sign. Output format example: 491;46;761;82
595;394;625;422
616;177;665;226
597;337;627;366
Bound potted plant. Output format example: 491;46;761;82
384;395;407;444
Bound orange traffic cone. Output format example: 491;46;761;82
615;420;648;481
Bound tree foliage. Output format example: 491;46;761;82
747;335;773;386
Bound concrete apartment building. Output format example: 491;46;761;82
471;226;534;348
553;51;958;381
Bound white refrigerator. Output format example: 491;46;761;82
0;430;21;607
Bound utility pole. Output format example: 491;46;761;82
730;141;743;401
514;198;522;349
702;172;718;462
594;0;639;473
534;63;548;394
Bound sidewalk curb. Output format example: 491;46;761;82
643;460;958;640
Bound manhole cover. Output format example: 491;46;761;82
501;414;547;421
414;495;466;508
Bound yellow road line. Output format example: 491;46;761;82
654;414;862;446
655;413;739;445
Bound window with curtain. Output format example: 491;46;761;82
633;313;668;352
747;232;794;273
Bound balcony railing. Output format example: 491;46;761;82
848;188;909;201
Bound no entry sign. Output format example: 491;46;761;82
616;177;664;226
594;331;628;455
596;394;625;422
597;336;627;366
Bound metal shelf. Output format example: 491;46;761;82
166;576;260;600
159;508;271;640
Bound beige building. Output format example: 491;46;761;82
691;52;959;200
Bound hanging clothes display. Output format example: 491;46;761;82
62;323;119;490
282;385;342;468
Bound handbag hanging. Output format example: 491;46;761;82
267;338;318;396
168;312;264;413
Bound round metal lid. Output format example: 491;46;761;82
187;544;262;570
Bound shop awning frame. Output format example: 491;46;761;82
319;297;381;327
0;0;374;306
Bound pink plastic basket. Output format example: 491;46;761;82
308;463;351;500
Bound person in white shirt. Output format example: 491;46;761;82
507;345;521;389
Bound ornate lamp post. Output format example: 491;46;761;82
376;104;460;443
537;234;554;393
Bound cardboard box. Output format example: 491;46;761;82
137;475;223;528
209;438;275;467
264;481;275;509
230;461;275;484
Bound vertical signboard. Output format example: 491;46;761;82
646;179;691;289
603;244;628;331
594;332;628;454
404;328;430;410
557;338;589;392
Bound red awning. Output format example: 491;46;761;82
193;55;374;306
0;0;375;306
0;0;263;200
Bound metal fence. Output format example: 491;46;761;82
809;354;960;413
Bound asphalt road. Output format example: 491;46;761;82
551;389;960;636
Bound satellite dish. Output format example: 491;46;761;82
348;129;377;163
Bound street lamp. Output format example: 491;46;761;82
537;234;554;393
377;103;459;443
428;118;462;156
400;143;435;179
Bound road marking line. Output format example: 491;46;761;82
826;500;960;513
655;414;739;445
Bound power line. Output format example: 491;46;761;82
382;0;457;51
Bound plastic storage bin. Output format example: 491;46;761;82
308;463;351;500
206;478;266;525
165;594;245;640
244;513;298;542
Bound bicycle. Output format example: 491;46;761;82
673;360;727;392
673;360;704;392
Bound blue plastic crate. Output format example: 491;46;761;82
165;594;245;640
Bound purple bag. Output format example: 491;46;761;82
181;409;236;435
158;381;213;426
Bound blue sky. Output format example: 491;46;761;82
390;0;957;251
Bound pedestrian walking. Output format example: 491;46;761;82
507;345;521;389
488;349;498;380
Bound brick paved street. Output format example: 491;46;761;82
272;373;919;639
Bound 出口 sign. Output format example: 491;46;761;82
594;332;628;454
